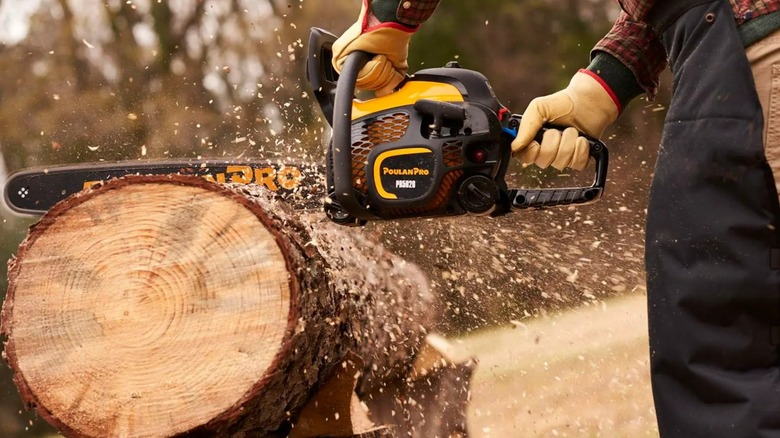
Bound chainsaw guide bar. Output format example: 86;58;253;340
3;160;325;215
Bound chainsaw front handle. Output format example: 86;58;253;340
331;50;375;220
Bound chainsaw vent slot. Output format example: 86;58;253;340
433;170;463;208
443;140;463;168
350;112;410;193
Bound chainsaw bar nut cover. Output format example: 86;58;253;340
457;175;499;215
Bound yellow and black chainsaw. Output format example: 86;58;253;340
3;28;607;223
307;28;608;226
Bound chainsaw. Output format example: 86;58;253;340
307;28;608;226
3;28;607;223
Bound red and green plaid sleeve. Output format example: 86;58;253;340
733;1;780;24
597;0;780;98
371;0;441;27
592;11;667;99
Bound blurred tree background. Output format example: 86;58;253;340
0;0;668;435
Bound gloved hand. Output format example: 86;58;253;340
511;70;619;171
331;1;415;96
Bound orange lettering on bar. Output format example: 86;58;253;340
277;167;303;190
227;166;253;184
255;167;278;191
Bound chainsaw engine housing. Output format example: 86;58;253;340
341;66;509;219
308;28;512;224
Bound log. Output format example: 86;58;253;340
0;174;438;437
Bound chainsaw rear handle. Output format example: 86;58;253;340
504;117;609;210
331;50;375;220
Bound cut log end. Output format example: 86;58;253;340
2;176;300;437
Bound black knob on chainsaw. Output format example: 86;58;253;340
457;175;499;215
414;99;466;138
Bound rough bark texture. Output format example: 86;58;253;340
1;175;436;437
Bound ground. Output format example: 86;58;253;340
457;292;658;438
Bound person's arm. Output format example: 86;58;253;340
587;11;667;108
331;0;441;94
512;11;667;171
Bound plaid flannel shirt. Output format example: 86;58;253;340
371;0;441;27
597;0;780;97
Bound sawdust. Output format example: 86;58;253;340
374;182;648;334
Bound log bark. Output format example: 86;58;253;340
0;175;437;437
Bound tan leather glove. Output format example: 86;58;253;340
511;70;619;171
331;1;415;95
